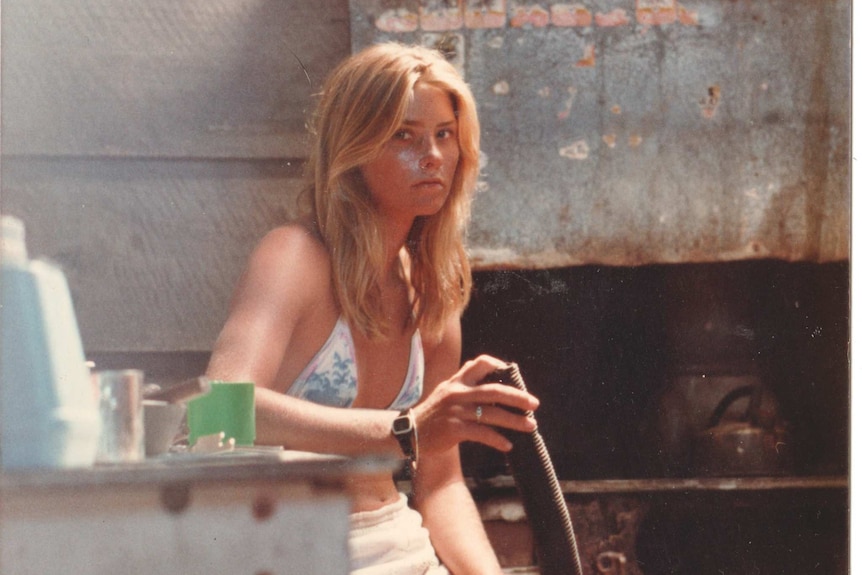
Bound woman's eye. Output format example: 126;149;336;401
393;130;410;140
437;128;454;139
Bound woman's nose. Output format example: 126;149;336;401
419;137;443;171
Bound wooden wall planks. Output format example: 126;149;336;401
2;158;304;352
3;0;350;159
2;0;350;353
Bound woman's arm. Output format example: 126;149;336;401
412;316;538;574
206;225;405;457
416;454;501;574
206;225;317;392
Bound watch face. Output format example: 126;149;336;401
393;416;412;434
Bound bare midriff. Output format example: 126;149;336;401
345;473;403;513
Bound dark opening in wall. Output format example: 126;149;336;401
460;260;849;481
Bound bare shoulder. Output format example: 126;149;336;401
231;222;333;313
253;222;330;282
257;222;329;267
208;221;335;387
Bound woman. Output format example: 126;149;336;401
206;42;539;574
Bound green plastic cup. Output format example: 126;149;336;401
186;382;255;447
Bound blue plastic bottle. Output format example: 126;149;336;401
0;215;101;469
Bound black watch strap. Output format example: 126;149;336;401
391;408;417;473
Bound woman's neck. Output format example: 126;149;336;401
380;217;414;278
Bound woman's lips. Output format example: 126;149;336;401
413;178;445;190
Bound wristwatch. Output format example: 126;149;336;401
391;408;418;474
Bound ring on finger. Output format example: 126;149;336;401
475;405;483;424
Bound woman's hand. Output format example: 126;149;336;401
412;355;540;456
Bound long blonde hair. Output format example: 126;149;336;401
299;43;480;340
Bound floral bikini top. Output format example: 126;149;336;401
285;317;424;410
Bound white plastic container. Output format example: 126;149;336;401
0;215;101;469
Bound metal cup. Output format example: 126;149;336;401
94;369;145;463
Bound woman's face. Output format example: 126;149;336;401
361;82;460;222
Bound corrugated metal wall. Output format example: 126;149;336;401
351;0;850;268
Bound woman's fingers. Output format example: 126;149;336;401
438;399;537;453
470;402;537;433
456;354;509;384
466;421;515;452
455;355;540;409
450;381;540;414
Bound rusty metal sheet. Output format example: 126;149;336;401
350;0;850;268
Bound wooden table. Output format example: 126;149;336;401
0;450;396;575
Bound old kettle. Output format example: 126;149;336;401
692;382;791;477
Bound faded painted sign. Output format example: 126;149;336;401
350;0;850;268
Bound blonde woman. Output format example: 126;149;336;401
207;43;539;574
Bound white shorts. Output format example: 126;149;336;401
349;494;450;575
